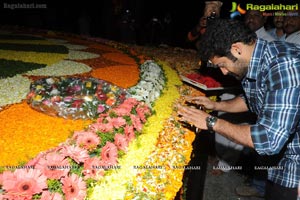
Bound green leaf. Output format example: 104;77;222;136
98;132;115;147
0;59;46;78
47;179;63;194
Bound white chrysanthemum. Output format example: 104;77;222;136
25;60;91;76
127;60;166;106
67;50;99;60
0;75;31;107
63;44;88;50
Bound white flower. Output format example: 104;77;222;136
63;44;88;50
46;78;55;85
127;60;166;107
50;89;60;95
68;50;99;60
0;75;31;107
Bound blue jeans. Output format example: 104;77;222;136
252;178;266;196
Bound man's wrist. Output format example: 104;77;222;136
206;115;218;131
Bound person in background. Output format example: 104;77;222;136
268;15;285;41
187;1;223;49
244;10;275;42
284;10;300;45
177;19;300;200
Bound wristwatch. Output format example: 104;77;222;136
206;116;218;131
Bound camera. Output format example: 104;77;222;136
207;12;217;21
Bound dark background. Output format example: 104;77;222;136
0;0;297;48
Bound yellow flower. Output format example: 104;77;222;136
33;95;43;102
0;50;67;65
36;85;43;90
85;81;92;88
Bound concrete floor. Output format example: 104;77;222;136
182;130;265;200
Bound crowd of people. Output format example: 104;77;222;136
183;1;300;199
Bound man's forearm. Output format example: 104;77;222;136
215;96;249;113
214;118;254;148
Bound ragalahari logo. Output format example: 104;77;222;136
230;2;246;19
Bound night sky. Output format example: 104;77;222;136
0;0;298;48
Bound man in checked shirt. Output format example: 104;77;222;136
177;18;300;200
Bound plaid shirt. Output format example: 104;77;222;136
241;39;300;188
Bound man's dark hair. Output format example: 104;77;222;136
198;19;257;62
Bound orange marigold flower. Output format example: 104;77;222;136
102;53;136;65
0;102;91;166
91;65;139;88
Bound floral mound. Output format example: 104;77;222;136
27;77;127;119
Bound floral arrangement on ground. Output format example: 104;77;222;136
0;30;197;200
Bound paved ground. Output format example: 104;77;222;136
202;156;264;200
182;131;265;200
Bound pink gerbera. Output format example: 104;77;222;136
114;134;129;152
101;142;118;165
35;152;70;179
82;157;105;180
124;125;135;142
72;130;100;151
111;98;138;116
40;191;63;200
2;169;47;198
107;116;126;128
130;114;143;131
89;122;114;133
62;174;87;200
26;146;62;167
60;145;90;164
136;104;151;122
124;98;139;107
112;106;131;116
